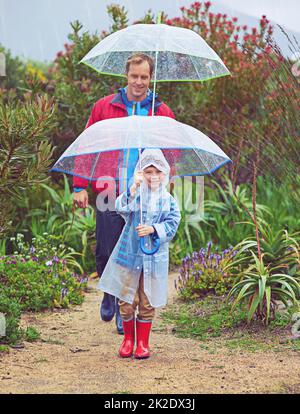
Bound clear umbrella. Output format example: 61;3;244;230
51;115;231;181
81;22;230;82
51;115;231;254
80;17;230;115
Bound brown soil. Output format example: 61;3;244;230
0;273;299;394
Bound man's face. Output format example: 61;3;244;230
126;61;151;101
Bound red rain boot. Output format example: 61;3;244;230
119;318;135;358
134;319;152;359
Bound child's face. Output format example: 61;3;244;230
143;165;165;190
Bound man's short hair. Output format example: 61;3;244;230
125;53;154;77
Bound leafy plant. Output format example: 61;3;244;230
10;232;84;274
175;242;240;299
161;295;247;340
13;176;96;272
62;207;96;269
0;44;27;92
0;238;88;345
227;252;300;324
0;255;87;311
231;227;300;276
0;296;23;344
25;327;40;342
0;94;56;236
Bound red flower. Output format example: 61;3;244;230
232;17;238;22
187;9;195;16
192;2;201;9
265;45;272;54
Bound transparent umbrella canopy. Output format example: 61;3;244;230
51;115;231;255
51;116;231;181
80;23;230;83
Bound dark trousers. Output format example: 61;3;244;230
95;210;125;277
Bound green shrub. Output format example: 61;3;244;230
10;232;84;274
227;252;300;325
175;242;240;299
0;233;88;344
170;175;300;266
161;296;248;340
0;93;56;237
0;296;23;344
11;176;96;273
0;256;87;312
25;327;40;342
232;227;300;277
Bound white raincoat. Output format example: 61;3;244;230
97;149;181;307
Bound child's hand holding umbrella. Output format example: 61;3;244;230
136;224;155;237
129;171;144;196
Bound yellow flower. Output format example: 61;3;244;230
26;63;47;83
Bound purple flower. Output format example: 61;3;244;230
207;241;212;254
46;260;53;266
61;288;68;298
29;246;36;254
53;255;60;263
79;277;88;284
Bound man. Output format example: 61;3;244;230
73;53;175;334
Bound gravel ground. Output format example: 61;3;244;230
1;273;300;394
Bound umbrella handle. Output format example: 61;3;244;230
140;236;160;255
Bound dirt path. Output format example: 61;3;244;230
1;273;300;394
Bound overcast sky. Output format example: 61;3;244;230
0;0;299;62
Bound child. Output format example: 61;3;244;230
97;149;181;359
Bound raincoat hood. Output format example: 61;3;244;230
134;148;170;193
137;148;170;176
